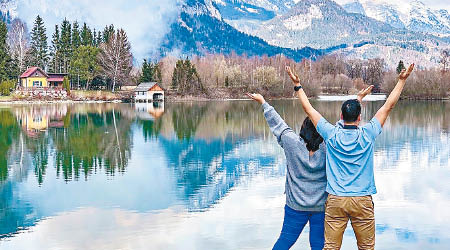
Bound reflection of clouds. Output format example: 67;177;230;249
3;175;449;250
0;177;287;250
373;121;450;249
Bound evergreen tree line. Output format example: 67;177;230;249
0;19;18;95
1;15;133;94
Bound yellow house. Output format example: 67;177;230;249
25;114;49;131
20;67;66;88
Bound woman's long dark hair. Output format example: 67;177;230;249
299;117;323;152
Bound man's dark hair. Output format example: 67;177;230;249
341;99;361;122
300;117;323;152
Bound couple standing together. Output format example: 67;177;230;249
247;63;415;250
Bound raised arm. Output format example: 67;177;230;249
357;85;374;103
246;93;295;146
285;66;322;127
374;63;414;127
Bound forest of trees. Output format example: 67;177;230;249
0;15;449;99
146;52;450;99
1;15;133;94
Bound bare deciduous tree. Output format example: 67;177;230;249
440;50;449;72
7;18;29;72
97;29;132;92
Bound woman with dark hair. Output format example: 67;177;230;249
246;93;326;250
246;84;372;249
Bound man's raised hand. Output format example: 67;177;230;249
357;85;374;102
285;66;300;86
246;93;266;105
399;63;415;81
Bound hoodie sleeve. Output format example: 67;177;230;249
262;102;296;148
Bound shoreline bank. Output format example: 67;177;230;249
1;93;448;104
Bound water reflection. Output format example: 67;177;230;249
0;100;449;249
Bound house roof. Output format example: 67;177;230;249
134;82;161;92
20;67;48;78
48;75;65;82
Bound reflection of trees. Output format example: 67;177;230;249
0;111;19;182
171;103;208;140
51;109;133;181
23;135;49;185
138;119;163;141
160;136;276;211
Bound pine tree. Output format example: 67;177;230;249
60;19;72;72
81;23;93;46
396;60;405;74
172;58;203;93
92;29;97;47
140;59;150;82
102;24;114;43
71;21;81;49
29;15;48;69
49;24;60;73
96;30;102;46
140;59;161;83
70;45;100;90
0;21;12;81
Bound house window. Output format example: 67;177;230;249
33;81;42;87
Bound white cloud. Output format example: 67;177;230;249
17;0;180;61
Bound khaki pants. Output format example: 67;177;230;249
323;194;375;250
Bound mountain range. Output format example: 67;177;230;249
212;0;450;67
159;0;338;61
343;0;450;35
1;0;450;68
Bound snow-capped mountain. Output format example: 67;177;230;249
213;0;449;67
343;0;450;35
159;0;330;60
214;0;299;14
251;0;395;49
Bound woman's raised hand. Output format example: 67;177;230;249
246;93;266;104
285;66;300;86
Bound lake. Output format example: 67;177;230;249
0;100;449;250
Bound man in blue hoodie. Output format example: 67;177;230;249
285;63;414;250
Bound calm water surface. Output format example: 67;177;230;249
0;100;449;250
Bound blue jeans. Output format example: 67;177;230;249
273;205;325;250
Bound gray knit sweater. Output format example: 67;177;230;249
262;102;327;212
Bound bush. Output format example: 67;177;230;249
0;80;16;96
63;76;71;94
304;78;321;97
382;69;448;99
335;74;353;94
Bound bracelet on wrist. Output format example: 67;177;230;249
294;85;302;92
